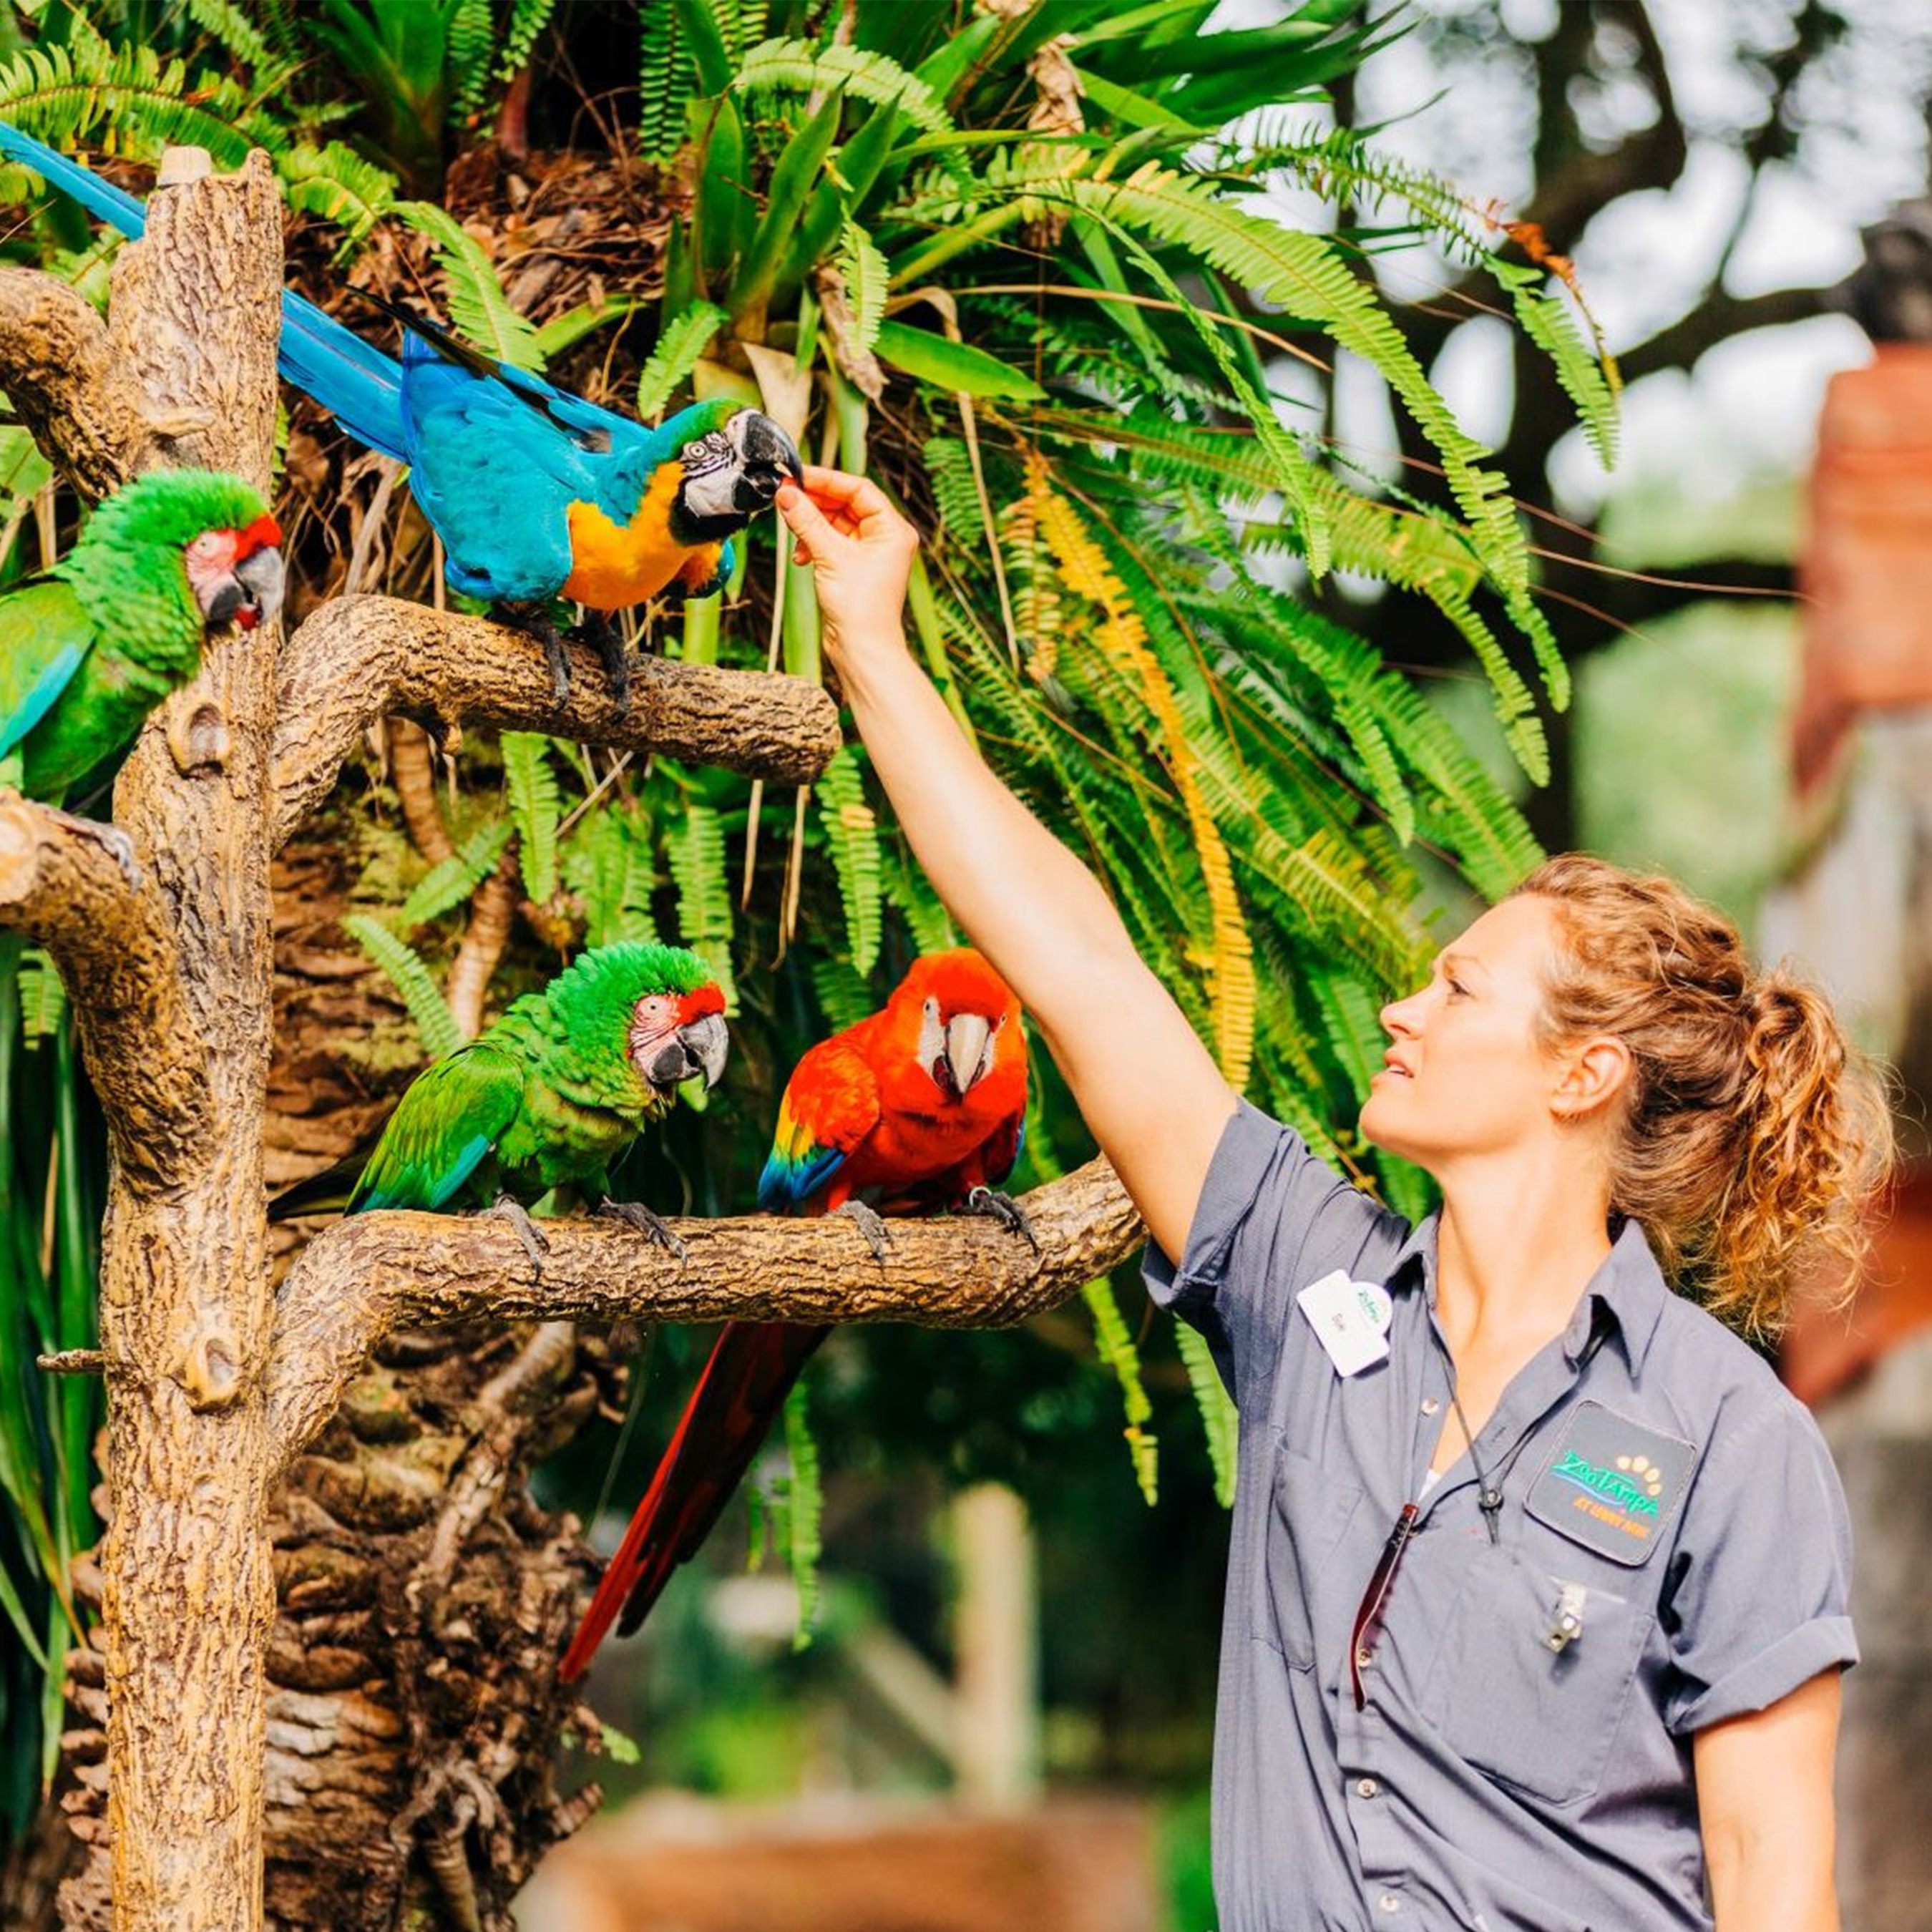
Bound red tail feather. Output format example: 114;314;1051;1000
558;1319;831;1682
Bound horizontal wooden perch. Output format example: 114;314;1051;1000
265;1156;1143;1473
0;789;210;1183
271;595;844;848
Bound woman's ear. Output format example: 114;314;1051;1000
1551;1035;1632;1123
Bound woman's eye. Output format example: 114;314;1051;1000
1446;978;1468;999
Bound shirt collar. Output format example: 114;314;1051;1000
1382;1213;1667;1376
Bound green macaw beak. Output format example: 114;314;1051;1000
641;1010;729;1092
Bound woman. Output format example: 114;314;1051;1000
775;468;1888;1932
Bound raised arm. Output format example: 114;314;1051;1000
777;468;1234;1261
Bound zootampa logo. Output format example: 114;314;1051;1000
1549;1448;1666;1519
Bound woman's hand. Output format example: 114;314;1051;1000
776;467;917;667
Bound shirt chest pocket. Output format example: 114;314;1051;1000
1421;1543;1652;1806
1254;1443;1367;1671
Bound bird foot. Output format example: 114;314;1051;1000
598;1196;688;1263
832;1199;893;1263
482;1194;550;1279
491;600;571;708
572;610;632;716
962;1186;1040;1252
47;809;141;890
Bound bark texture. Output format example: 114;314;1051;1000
270;595;841;849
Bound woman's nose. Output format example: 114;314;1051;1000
1381;990;1421;1036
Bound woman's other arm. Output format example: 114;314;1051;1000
777;468;1236;1260
1695;1670;1843;1932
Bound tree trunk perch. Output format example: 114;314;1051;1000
266;1158;1143;1476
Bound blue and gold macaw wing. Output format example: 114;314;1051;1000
348;1042;525;1214
756;1038;881;1213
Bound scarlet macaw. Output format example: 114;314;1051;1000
0;125;803;709
559;947;1032;1680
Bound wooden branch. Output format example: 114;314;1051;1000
270;595;843;849
265;1158;1143;1475
0;267;145;497
0;789;209;1184
1618;283;1834;385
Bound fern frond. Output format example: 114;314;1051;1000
394;200;543;373
342;915;462;1061
494;0;560;84
16;947;66;1047
278;141;398;260
446;0;497;122
734;36;952;137
499;732;561;901
1083;1278;1158;1505
565;805;661;948
837;216;887;354
638;0;693;165
399;818;513;932
0;44;275;163
777;1379;821;1650
816;746;882;977
1174;1322;1236;1508
179;0;280;79
1030;459;1255;1087
668;800;736;1010
635;300;728;421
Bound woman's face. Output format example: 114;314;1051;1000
1360;894;1581;1171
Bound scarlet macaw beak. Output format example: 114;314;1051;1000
943;1013;993;1096
640;1011;730;1092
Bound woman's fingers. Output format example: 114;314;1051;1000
776;481;844;558
799;465;907;541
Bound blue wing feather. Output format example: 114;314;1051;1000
0;640;85;763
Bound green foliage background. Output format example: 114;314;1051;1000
0;0;1613;1868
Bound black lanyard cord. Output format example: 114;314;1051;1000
1441;1304;1614;1545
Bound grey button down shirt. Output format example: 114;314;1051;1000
1146;1103;1857;1932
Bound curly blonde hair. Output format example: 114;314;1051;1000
1515;854;1893;1336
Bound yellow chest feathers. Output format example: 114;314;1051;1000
562;465;723;611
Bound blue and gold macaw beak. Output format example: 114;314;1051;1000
728;410;804;512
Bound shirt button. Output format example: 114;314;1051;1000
1377;1893;1401;1913
1357;1777;1380;1798
1355;1646;1373;1669
1420;1397;1440;1416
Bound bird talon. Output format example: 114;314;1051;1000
965;1186;1039;1252
491;600;572;708
47;809;141;890
832;1199;893;1264
482;1194;550;1279
575;611;632;716
599;1198;688;1262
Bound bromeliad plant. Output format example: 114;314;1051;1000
0;0;1616;1849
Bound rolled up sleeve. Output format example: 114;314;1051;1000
1663;1396;1858;1735
1142;1099;1393;1408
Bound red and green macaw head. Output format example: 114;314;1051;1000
64;469;286;633
544;942;731;1098
663;399;804;545
889;948;1023;1103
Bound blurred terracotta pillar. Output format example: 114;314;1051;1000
1792;345;1932;795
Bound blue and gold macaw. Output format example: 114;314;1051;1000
0;125;803;710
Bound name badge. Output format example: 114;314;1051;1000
1297;1269;1393;1377
1523;1400;1698;1566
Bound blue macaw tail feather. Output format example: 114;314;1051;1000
276;293;408;462
0;122;410;463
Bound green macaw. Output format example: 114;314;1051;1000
0;468;286;1123
345;942;731;1262
0;468;285;809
